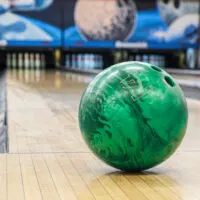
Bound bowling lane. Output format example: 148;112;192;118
7;69;94;153
5;69;200;200
7;69;200;154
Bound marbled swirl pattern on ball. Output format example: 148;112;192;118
79;62;188;171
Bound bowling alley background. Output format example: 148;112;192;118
1;0;200;70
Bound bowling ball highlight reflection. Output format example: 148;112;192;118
79;62;188;172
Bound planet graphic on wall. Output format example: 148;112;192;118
74;0;137;41
157;0;199;26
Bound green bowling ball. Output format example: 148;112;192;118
78;62;188;172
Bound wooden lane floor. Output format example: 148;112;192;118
1;69;200;200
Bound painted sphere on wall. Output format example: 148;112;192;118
74;0;137;41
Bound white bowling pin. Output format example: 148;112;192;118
87;54;90;69
187;48;196;69
143;55;148;63
24;53;29;69
149;55;154;65
18;53;23;69
12;53;17;69
30;53;34;69
35;53;41;69
77;54;80;68
89;54;94;69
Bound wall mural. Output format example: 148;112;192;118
0;0;61;47
0;0;199;49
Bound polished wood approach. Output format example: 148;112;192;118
1;69;200;200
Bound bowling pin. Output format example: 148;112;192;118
80;54;84;69
12;53;17;69
143;55;148;63
30;53;34;69
90;54;94;69
87;54;91;69
18;53;23;69
149;55;154;65
24;53;29;69
155;55;158;66
153;55;156;66
149;55;152;65
35;53;40;69
187;48;196;69
156;55;159;66
81;54;84;69
84;54;87;69
88;54;92;69
153;55;156;65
